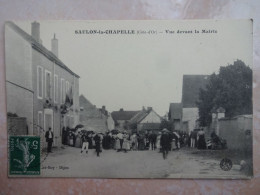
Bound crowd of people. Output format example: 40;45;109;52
59;126;219;159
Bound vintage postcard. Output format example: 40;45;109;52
5;20;253;178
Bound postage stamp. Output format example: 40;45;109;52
9;136;41;176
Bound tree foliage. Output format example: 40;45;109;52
197;60;252;126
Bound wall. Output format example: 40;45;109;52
5;24;33;92
5;25;33;135
182;107;199;133
219;115;252;152
140;110;161;123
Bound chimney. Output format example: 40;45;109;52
31;21;40;42
120;108;124;112
147;107;152;111
102;106;106;111
51;34;58;57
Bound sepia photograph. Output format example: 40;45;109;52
5;20;253;178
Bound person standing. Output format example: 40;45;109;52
117;131;124;151
197;128;206;149
160;129;170;159
156;132;162;152
122;133;130;153
94;133;101;157
45;127;54;153
130;133;138;150
80;133;89;154
173;131;180;150
115;136;121;151
190;130;196;148
62;127;66;145
150;131;157;150
138;133;145;150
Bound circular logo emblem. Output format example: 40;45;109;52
220;158;232;171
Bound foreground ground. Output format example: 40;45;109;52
40;146;250;178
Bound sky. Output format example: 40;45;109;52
16;20;253;116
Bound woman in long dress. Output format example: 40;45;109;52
156;132;162;152
138;133;145;150
197;129;206;149
122;133;130;152
130;133;137;150
115;136;121;151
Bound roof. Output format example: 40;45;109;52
129;108;162;125
111;110;140;121
139;123;161;131
182;75;209;108
169;103;182;120
6;21;80;78
128;110;149;124
79;95;94;107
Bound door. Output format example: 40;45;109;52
44;109;54;146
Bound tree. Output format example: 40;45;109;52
197;60;252;126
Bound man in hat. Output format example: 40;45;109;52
93;133;102;157
149;131;157;150
160;129;171;159
45;127;54;153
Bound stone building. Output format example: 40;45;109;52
181;75;209;133
111;109;140;131
79;95;114;133
5;21;80;148
128;107;162;133
168;103;182;131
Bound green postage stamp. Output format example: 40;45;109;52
9;136;41;176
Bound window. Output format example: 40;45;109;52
37;66;43;99
54;74;58;103
61;78;65;103
66;81;70;94
38;111;43;135
45;70;52;99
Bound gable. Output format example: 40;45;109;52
111;110;140;121
140;110;161;123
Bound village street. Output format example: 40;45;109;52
40;146;245;178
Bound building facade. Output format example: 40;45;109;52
168;103;182;131
218;115;252;152
128;107;162;133
181;75;209;133
5;21;80;148
79;95;114;133
111;109;140;131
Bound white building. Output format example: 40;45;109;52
5;21;80;148
181;75;209;133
